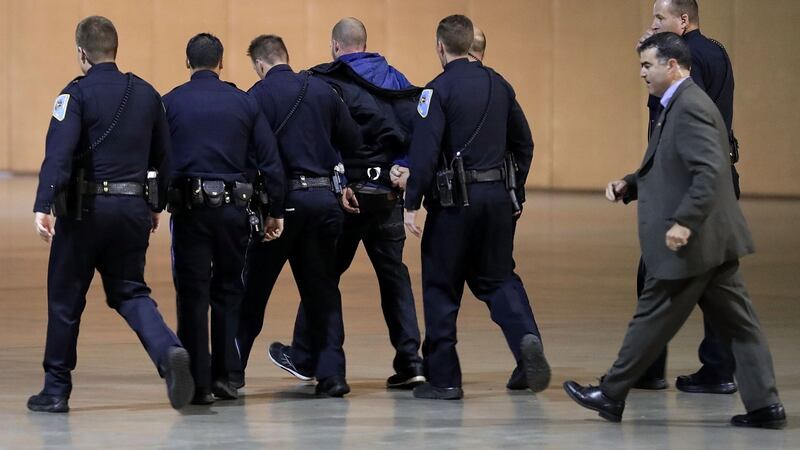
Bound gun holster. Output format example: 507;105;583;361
53;169;86;219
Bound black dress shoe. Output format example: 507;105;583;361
563;381;625;422
520;334;551;393
506;365;527;390
675;371;737;394
191;389;215;405
27;393;69;413
412;382;463;400
161;347;195;409
212;380;239;400
633;377;668;390
315;376;350;397
731;403;786;429
386;364;426;389
268;342;313;381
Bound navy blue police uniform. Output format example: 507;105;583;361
405;58;542;390
235;64;361;392
32;62;188;405
162;70;285;399
639;29;737;387
279;53;424;385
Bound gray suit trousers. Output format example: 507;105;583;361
601;259;780;412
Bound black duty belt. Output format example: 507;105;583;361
463;168;504;184
84;181;145;196
289;176;332;191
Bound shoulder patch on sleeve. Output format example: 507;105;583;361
52;94;70;121
417;89;433;118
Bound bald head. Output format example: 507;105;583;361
331;17;367;59
469;26;486;61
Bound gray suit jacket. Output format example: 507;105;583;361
623;79;754;280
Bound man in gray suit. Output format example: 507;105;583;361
563;32;785;429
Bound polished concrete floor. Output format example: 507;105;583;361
0;176;797;449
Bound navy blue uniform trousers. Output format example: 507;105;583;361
421;183;539;388
171;205;250;390
237;189;346;381
290;194;422;374
43;196;180;396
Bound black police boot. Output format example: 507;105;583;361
268;342;313;381
731;404;786;430
161;346;195;409
27;393;69;413
633;377;668;390
191;388;215;405
412;382;464;400
229;371;245;390
675;368;737;394
386;364;426;389
506;365;528;390
212;379;239;400
563;381;625;422
520;334;551;393
315;376;350;397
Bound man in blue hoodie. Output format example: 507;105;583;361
268;17;425;389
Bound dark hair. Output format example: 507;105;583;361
247;34;289;64
332;17;367;50
75;16;118;61
436;15;474;55
638;32;692;70
667;0;699;25
186;33;223;69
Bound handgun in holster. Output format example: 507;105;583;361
504;153;522;214
249;178;270;240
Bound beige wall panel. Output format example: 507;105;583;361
552;0;644;190
152;0;228;95
306;0;389;68
470;0;553;187
9;0;83;172
385;0;470;87
81;0;155;81
732;0;800;196
0;0;9;170
225;0;309;90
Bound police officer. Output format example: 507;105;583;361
29;16;193;413
633;0;738;394
235;35;362;397
466;26;544;391
403;15;550;400
268;17;425;390
163;33;285;405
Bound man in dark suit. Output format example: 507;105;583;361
563;33;785;429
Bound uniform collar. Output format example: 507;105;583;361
190;70;220;80
87;62;119;75
266;64;293;76
683;29;701;40
444;57;472;71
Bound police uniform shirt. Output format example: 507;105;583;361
34;62;171;213
404;58;533;210
247;64;361;177
163;70;285;216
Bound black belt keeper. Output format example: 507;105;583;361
463;168;505;184
289;176;333;191
84;181;145;196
